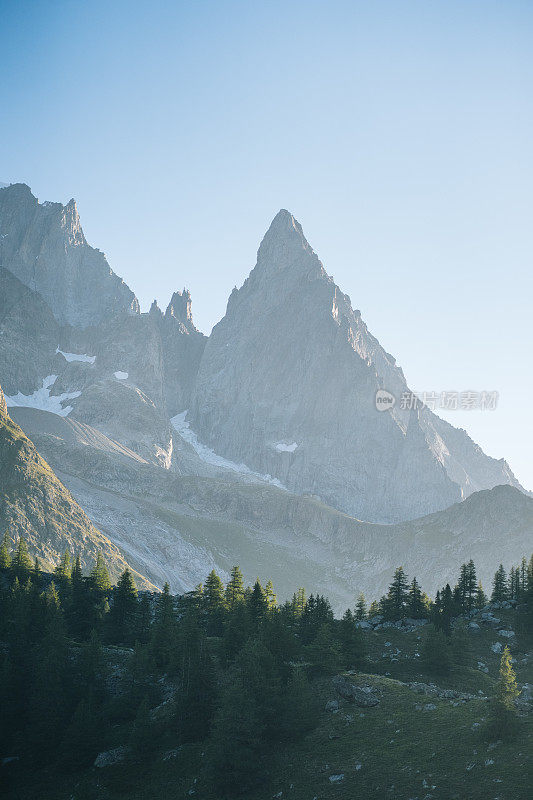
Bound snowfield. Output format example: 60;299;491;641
114;371;128;380
56;346;96;364
5;375;81;417
171;410;285;488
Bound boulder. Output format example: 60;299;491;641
332;676;380;707
325;699;340;713
94;746;129;768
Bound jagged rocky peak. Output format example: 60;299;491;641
149;298;163;317
190;210;524;523
0;183;139;328
165;288;194;327
254;208;325;277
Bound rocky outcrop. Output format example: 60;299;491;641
190;210;524;522
332;676;380;707
0;383;7;416
0;183;138;327
0;384;152;586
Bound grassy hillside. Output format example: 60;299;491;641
0;402;153;588
10;607;532;800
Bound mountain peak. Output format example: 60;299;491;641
254;209;321;281
166;288;193;325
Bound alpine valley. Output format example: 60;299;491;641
0;182;530;608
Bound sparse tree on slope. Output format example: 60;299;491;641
487;645;520;738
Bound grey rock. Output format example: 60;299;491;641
325;699;340;712
0;184;138;327
332;676;380;707
94;746;129;768
491;642;503;654
329;774;345;783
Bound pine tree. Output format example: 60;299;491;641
107;569;138;645
12;537;33;581
225;565;245;607
354;592;367;621
175;613;216;743
368;599;380;617
248;580;268;628
434;583;454;634
281;665;319;740
457;560;477;612
264;579;277;611
206;639;281;796
150;582;178;669
475;581;487;609
408;577;428;618
382;567;409;620
305;623;341;676
290;587;307;618
519;557;528;598
486;645;520;738
204;570;226;635
0;532;11;569
54;549;72;581
90;552;111;594
491;564;508;603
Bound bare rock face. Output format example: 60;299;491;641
190;210;523;523
0;383;7;416
0;183;139;328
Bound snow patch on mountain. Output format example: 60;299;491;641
114;371;128;380
56;346;96;364
5;375;81;417
171;411;286;488
273;441;298;453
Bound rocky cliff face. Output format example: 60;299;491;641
0;384;152;586
0;183;139;327
190;210;523;523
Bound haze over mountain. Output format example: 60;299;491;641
0;182;529;602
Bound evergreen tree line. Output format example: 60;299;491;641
0;536;531;797
352;555;533;627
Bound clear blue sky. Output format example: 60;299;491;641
1;0;532;489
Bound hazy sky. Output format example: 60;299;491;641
1;0;532;489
